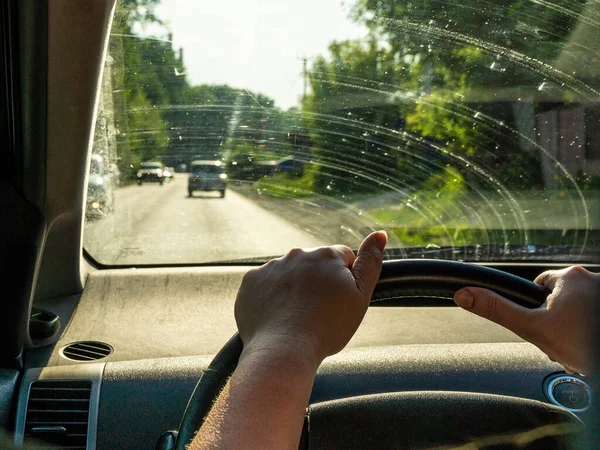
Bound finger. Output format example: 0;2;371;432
351;231;387;297
533;270;561;291
330;245;356;268
454;287;535;340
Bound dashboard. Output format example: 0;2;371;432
12;345;593;449
9;265;596;449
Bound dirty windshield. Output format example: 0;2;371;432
84;0;600;265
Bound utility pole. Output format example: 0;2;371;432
302;57;308;101
296;56;309;102
297;54;310;103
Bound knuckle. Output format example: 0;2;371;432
535;270;557;289
286;247;304;258
317;246;337;259
484;292;498;321
264;257;278;267
566;265;586;277
536;270;551;280
242;267;259;283
534;273;547;285
339;245;353;255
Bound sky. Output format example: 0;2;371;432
152;0;368;110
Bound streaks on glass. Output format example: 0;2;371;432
85;0;600;265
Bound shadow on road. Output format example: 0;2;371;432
186;194;224;200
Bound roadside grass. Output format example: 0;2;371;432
386;227;593;247
254;169;317;199
246;171;599;248
253;170;387;203
371;190;599;247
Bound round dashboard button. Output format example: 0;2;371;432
549;377;591;411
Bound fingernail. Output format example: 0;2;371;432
374;230;388;253
454;289;474;309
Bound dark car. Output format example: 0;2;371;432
137;161;165;185
188;160;227;197
277;155;304;177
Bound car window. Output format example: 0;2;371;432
191;165;221;174
83;0;600;265
140;163;162;169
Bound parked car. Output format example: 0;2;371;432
86;154;115;218
137;161;164;185
188;160;227;198
227;153;256;182
255;160;279;177
277;155;304;177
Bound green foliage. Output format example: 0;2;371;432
299;0;587;196
110;0;173;177
164;85;280;166
302;39;407;195
119;0;162;26
124;90;168;175
109;0;284;178
254;168;317;199
352;0;585;58
422;166;465;199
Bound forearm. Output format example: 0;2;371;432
190;347;318;450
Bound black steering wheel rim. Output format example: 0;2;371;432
171;259;548;450
373;259;547;308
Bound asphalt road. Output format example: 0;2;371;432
83;177;323;265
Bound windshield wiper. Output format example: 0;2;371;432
383;244;599;263
217;244;599;265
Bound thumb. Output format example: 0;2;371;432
454;287;535;341
351;231;387;297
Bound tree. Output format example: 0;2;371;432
109;0;186;177
300;0;592;195
302;39;406;195
162;85;281;167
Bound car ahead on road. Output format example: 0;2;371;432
137;161;165;185
86;154;115;219
188;160;227;198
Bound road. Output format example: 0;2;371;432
84;177;323;265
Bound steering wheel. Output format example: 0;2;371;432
158;260;580;450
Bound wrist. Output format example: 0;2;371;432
239;334;323;378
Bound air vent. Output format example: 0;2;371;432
24;380;91;449
61;341;113;361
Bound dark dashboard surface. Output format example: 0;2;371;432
97;343;564;450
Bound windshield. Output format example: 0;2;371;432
84;0;600;265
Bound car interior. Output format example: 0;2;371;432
1;0;599;449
